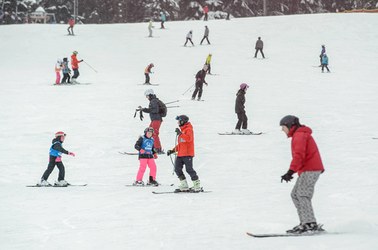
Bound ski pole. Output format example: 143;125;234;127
165;100;180;105
83;61;98;73
182;84;194;95
166;105;180;108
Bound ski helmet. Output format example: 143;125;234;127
279;115;300;129
144;127;154;134
144;89;154;96
73;51;78;55
55;131;66;137
63;57;68;62
240;83;249;90
176;115;189;126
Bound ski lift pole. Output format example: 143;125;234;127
83;61;98;73
182;84;194;95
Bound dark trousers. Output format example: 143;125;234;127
42;156;65;181
192;81;203;99
61;73;71;83
161;21;165;29
67;26;74;35
204;13;208;21
254;48;265;58
184;38;194;46
72;69;80;79
175;156;198;181
145;73;150;83
200;36;210;45
235;111;248;130
321;64;330;72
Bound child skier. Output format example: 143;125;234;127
67;17;75;35
234;83;252;134
144;63;154;84
39;131;75;186
71;51;83;83
160;12;166;29
319;45;326;66
321;54;330;73
167;115;201;192
191;66;208;101
184;30;194;47
280;115;325;234
133;127;159;186
61;57;71;84
54;59;62;85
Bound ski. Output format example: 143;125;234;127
372;137;378;139
138;83;159;86
118;151;138;155
125;183;174;187
218;132;262;135
152;188;211;194
246;230;326;238
26;183;87;187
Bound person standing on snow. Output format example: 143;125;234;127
160;12;166;29
54;59;62;85
144;63;154;84
184;30;194;47
67;17;75;35
191;66;208;101
319;45;326;66
139;89;164;154
204;53;212;74
203;5;209;21
167;115;201;192
280;115;325;234
71;51;83;83
200;25;210;45
39;131;76;187
321;54;330;73
234;83;252;134
254;37;265;58
133;127;159;186
148;20;154;37
61;57;71;84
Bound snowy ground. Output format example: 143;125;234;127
1;13;378;250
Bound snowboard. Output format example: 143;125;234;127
26;183;87;187
218;132;262;135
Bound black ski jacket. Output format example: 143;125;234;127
235;89;246;113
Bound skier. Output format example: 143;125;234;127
160;11;166;29
144;63;154;84
139;89;164;154
184;30;194;47
319;45;326;66
133;127;159;186
234;83;252;134
279;115;325;234
39;131;76;186
254;37;265;58
191;65;208;101
321;54;330;73
54;59;62;85
204;53;212;74
61;57;71;84
71;51;83;83
148;20;154;37
166;115;201;192
67;17;75;35
203;5;209;21
200;25;210;45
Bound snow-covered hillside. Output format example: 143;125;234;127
1;13;378;250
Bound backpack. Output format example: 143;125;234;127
156;98;167;117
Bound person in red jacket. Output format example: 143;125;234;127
166;115;201;192
203;5;209;21
280;115;325;234
67;17;75;35
71;51;83;83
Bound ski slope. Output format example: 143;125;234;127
1;13;378;250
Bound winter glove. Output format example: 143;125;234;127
205;82;208;86
281;170;294;183
153;153;158;159
80;59;84;62
166;150;174;156
175;128;182;135
68;152;76;157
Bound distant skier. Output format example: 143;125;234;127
148;20;154;37
67;17;75;35
279;115;325;234
61;57;71;84
160;12;166;29
200;25;210;45
39;131;76;187
234;83;252;134
321;54;330;73
71;51;83;83
203;5;209;21
319;45;326;66
204;53;212;74
254;37;265;58
191;65;208;101
54;59;62;85
144;63;154;84
184;30;194;47
166;115;201;192
133;127;159;186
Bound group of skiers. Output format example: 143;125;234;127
54;51;83;84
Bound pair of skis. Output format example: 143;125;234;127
26;183;87;187
246;230;327;238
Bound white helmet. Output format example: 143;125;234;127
144;89;154;96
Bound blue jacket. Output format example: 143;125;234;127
62;61;71;74
49;138;69;157
135;135;155;159
160;13;166;22
321;55;329;65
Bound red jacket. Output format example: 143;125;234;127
174;122;195;157
288;126;324;175
203;6;209;14
68;18;75;27
71;54;79;69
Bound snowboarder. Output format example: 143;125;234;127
160;12;166;29
200;25;210;45
321;54;330;73
279;115;325;234
234;83;252;134
184;30;194;47
54;59;62;85
204;53;212;74
61;57;71;84
203;5;209;21
166;115;201;192
254;37;265;58
319;45;326;66
39;131;76;186
139;89;164;154
133;127;159;186
191;66;208;101
148;20;154;37
71;51;83;83
144;63;154;84
67;17;75;35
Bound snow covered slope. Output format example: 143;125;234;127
1;13;378;250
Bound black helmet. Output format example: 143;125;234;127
144;127;154;134
279;115;300;129
176;115;189;126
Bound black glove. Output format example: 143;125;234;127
281;170;294;183
175;128;182;135
80;59;84;62
167;150;174;156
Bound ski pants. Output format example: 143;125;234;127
321;64;330;72
192;81;204;99
136;158;157;181
291;171;321;224
205;63;211;74
149;120;162;150
42;156;65;181
61;73;71;83
72;69;80;79
55;72;61;84
175;156;198;181
235;111;248;130
161;21;165;29
200;36;210;45
148;27;152;37
254;48;265;58
184;38;194;46
67;26;74;35
145;73;150;84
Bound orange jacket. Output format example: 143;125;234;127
71;54;79;69
174;122;195;157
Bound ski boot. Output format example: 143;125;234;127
233;129;242;134
175;179;189;192
147;176;159;186
191;179;202;192
133;180;144;186
54;180;69;187
286;222;320;234
241;129;252;135
39;179;51;186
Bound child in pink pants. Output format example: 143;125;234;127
133;127;159;186
55;59;62;84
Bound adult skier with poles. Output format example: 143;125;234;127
71;51;83;83
191;65;208;101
